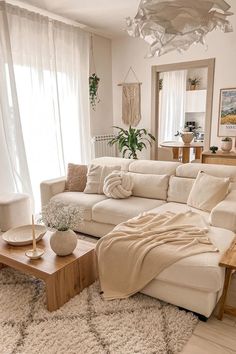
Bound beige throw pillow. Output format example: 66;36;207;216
129;173;169;200
65;163;87;192
84;164;121;194
187;171;230;212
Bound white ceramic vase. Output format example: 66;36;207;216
181;132;194;144
50;229;77;256
221;140;232;152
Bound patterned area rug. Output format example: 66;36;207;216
0;267;198;354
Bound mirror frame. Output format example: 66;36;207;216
150;58;215;160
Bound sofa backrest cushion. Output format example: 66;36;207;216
129;173;169;200
176;163;236;182
91;157;134;171
129;160;181;175
167;176;195;204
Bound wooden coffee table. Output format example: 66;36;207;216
218;239;236;320
0;231;97;311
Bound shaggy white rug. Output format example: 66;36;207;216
0;268;198;354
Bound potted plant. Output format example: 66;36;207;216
188;77;201;90
221;137;232;152
108;126;156;159
89;73;100;110
210;146;218;154
41;201;83;256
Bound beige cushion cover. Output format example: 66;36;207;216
187;171;230;212
129;173;169;200
129;160;180;175
65;163;87;192
84;164;120;194
167;176;195;204
92;197;165;225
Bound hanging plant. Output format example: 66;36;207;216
89;73;100;110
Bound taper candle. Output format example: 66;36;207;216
32;214;36;252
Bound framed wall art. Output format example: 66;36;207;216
218;88;236;137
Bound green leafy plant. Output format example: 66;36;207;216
89;73;100;110
108;126;156;159
221;136;232;142
188;77;201;90
210;146;218;154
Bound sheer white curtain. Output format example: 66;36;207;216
0;2;32;196
0;3;90;210
159;70;187;143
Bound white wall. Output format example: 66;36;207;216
112;2;236;158
90;35;113;137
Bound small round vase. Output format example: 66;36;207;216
181;132;194;144
50;229;77;256
221;140;232;152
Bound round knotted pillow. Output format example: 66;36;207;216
103;170;133;199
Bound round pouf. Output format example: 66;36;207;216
50;229;78;256
0;193;31;232
103;170;133;199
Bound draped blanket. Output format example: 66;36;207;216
95;211;219;300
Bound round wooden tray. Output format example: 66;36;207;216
2;225;46;246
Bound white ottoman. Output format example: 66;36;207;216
0;193;31;231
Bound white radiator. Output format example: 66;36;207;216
92;134;117;158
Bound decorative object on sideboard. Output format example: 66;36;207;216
218;88;236;137
221;137;233;152
25;215;44;259
40;201;83;256
109;126;156;159
188;77;201;91
118;66;142;126
210;146;218;154
126;0;233;57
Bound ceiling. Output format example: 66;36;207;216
18;0;140;37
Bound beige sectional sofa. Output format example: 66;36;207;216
40;157;236;318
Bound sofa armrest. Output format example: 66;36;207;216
210;190;236;232
40;177;66;208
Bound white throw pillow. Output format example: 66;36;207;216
187;171;230;212
103;170;133;199
129;172;169;200
84;164;121;194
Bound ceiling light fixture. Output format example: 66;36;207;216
126;0;233;57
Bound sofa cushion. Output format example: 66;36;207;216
155;226;235;292
148;202;210;222
187;171;230;212
84;164;120;194
176;163;236;182
167;176;195;204
129;160;181;175
50;192;107;221
129;173;169;200
92;197;166;225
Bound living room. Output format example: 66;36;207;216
0;0;236;353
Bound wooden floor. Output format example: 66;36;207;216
182;273;236;353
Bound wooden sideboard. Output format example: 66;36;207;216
201;150;236;165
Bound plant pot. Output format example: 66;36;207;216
221;140;232;152
181;132;194;144
190;84;196;91
50;229;77;256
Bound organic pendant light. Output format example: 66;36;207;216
126;0;233;57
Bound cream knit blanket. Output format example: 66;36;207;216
96;211;219;300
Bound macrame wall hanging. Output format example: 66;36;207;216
118;67;142;126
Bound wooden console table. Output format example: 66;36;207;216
218;239;236;320
202;150;236;165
